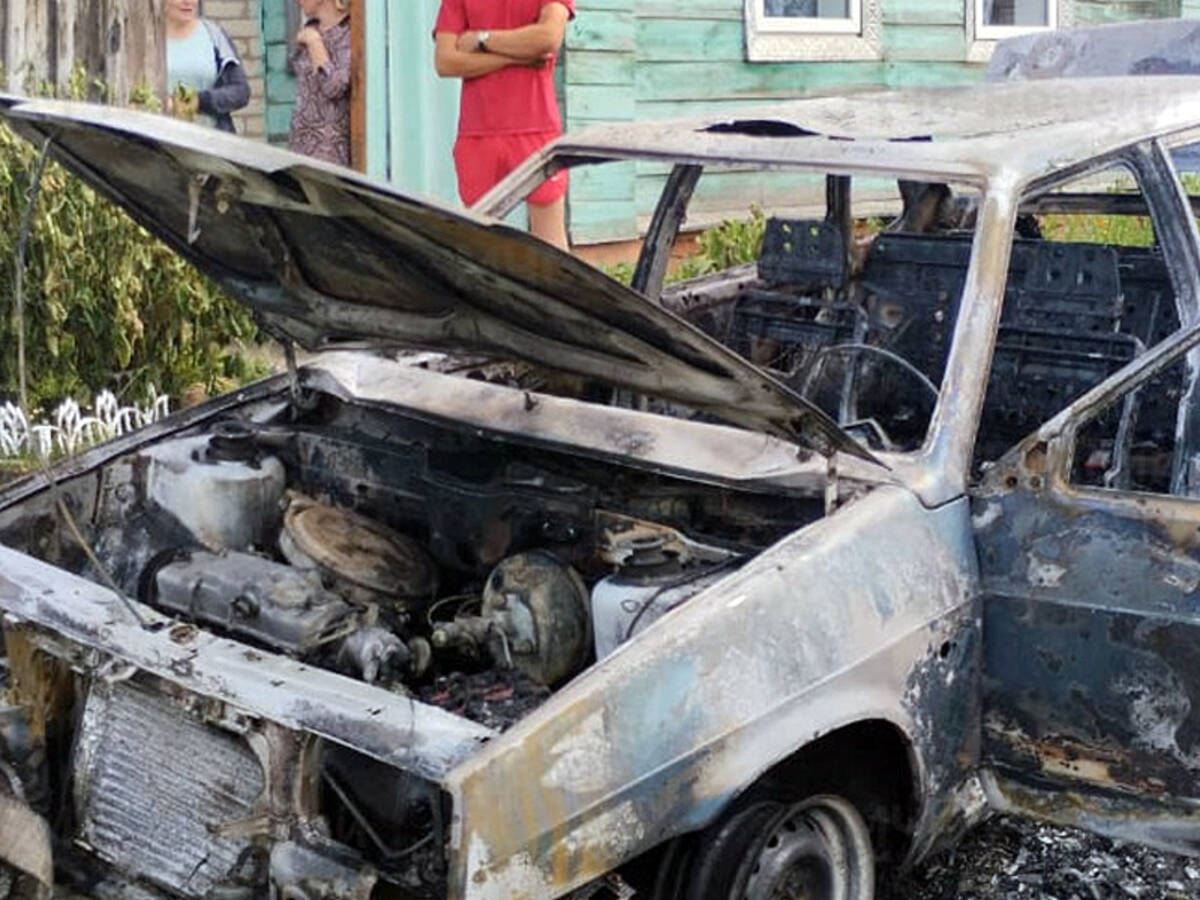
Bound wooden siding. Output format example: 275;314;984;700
363;1;461;203
261;0;297;143
2;0;165;102
564;0;1198;244
1075;0;1183;22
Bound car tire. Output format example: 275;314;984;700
659;793;875;900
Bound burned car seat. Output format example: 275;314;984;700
729;224;1158;459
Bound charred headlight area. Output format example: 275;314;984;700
320;743;452;895
0;634;449;898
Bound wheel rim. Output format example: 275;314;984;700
739;796;874;900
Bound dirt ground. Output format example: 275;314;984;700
898;815;1200;899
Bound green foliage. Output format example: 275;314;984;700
598;208;768;289
666;207;766;284
689;207;766;276
1036;173;1200;248
0;69;263;414
601;261;634;285
1038;210;1155;247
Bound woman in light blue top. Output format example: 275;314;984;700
165;0;250;132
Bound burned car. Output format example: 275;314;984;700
6;28;1200;900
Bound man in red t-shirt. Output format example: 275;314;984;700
434;0;575;250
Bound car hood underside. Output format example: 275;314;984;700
0;96;871;462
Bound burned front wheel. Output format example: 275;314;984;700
656;794;875;900
741;796;874;900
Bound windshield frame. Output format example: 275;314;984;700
480;133;1200;505
480;145;1006;500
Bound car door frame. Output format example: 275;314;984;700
971;135;1200;851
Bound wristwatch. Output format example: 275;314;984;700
476;30;491;51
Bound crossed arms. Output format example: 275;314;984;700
434;2;571;79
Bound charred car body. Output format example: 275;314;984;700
5;21;1200;900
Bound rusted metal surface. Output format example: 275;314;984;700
298;353;891;496
974;476;1200;799
279;491;438;603
0;792;52;886
984;771;1200;860
0;546;495;781
443;487;978;899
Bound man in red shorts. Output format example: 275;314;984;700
434;0;574;250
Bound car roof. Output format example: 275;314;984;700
542;77;1200;185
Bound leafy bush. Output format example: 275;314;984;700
0;71;263;414
1036;173;1200;248
1038;211;1155;247
600;208;767;288
692;207;767;273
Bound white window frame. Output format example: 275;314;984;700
968;0;1075;62
976;0;1057;39
755;0;861;35
746;0;883;62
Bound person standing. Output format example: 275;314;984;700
434;0;575;251
288;0;353;167
164;0;249;132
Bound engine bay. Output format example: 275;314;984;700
0;384;826;898
68;394;815;704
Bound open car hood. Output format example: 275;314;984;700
0;96;872;462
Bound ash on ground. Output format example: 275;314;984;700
897;815;1200;899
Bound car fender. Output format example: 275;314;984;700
444;484;980;899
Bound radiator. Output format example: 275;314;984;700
73;679;265;897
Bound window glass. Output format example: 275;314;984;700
766;0;851;17
746;0;879;61
983;0;1051;26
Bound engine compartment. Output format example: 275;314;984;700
65;394;814;703
0;384;826;898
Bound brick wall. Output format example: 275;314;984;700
202;0;266;140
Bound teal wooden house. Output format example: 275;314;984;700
256;0;1193;248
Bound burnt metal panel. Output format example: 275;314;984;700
987;20;1200;82
444;487;980;900
0;97;872;464
975;485;1200;810
757;218;847;288
730;293;866;377
986;22;1200;170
